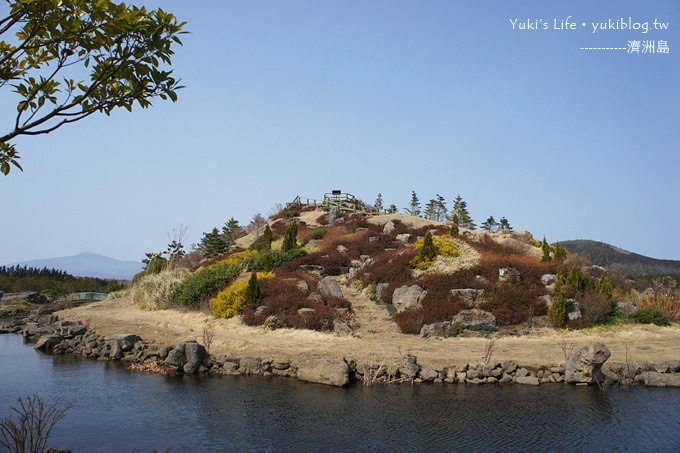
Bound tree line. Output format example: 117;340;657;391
0;265;123;295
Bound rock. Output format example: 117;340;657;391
452;309;496;329
392;285;427;312
296;357;349;387
34;335;63;352
374;283;390;302
306;239;323;248
355;227;368;233
183;341;208;374
333;321;354;337
368;236;380;243
239;357;263;375
638;372;680;387
164;345;186;368
615;301;638;316
336;244;349;254
419;368;439;382
296;280;309;292
539;295;553;308
515;367;530;378
420;321;451;338
383;221;396;234
306;293;324;304
566;299;582;321
1;291;51;305
255;305;269;316
565;343;611;385
514;376;540;385
540;274;556;286
318;277;344;300
498;268;520;284
399;354;420;379
449;289;485;307
395;233;411;243
475;275;490;286
297;308;316;315
55;320;87;338
106;334;142;352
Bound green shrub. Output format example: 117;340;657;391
173;262;242;306
310;228;327;240
633;308;670;326
449;322;465;336
246;248;306;272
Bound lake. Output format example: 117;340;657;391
1;334;679;452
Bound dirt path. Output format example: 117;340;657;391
58;286;680;372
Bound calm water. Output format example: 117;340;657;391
1;334;679;452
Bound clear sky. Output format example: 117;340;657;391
1;0;678;264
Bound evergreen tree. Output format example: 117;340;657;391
417;230;437;264
201;227;228;259
374;193;384;212
498;217;513;231
423;199;438;221
481;216;498;233
450;214;460;236
388;204;398;214
548;270;567;328
222;217;241;248
552;243;567;261
244;272;260;305
435;194;447;222
541;237;552;262
262;224;273;251
451;195;475;229
281;222;298;252
599;273;613;302
404;190;421;217
166;240;185;262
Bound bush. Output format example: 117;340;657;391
633;308;670;326
130;268;190;310
411;231;437;269
173;262;242;307
310;228;327;240
572;292;612;328
548;293;567;328
211;271;275;319
481;284;541;326
246;248;307;272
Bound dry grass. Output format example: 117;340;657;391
130;268;191;310
425;239;481;275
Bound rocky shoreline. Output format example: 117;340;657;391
2;308;680;388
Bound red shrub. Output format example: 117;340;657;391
480;284;545;325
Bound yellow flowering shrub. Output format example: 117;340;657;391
210;271;275;319
219;250;258;267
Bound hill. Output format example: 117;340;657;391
558;240;680;277
7;252;143;280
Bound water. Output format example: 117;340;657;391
1;334;679;452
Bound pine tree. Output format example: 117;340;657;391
244;272;260;305
498;217;513;231
262;224;273;251
481;216;498;233
435;194;447;222
553;243;567;261
374;193;384;212
281;222;298;252
451;195;475;229
541;237;552;262
404;190;421;217
201;227;228;259
599;273;613;302
418;230;437;264
450;214;460;236
388;204;398;214
423;199;438;220
548;270;567;328
222;217;241;249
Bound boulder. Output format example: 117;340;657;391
336;244;349;254
395;233;411;243
565;343;611;385
2;291;51;305
306;293;324;304
297;308;316;315
420;321;451;338
449;289;485;307
164;340;209;374
333;321;354;337
374;283;390;302
296;357;350;387
318;277;344;300
566;299;582;321
383;221;396;234
615;301;638;316
392;285;427;312
106;334;141;352
55;320;87;338
452;309;496;329
498;268;520;284
239;357;263;375
514;375;540;385
34;335;63;352
540;274;556;286
399;354;420;379
638;372;680;387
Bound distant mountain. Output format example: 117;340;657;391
7;252;143;280
558;240;680;277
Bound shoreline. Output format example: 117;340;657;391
3;301;680;388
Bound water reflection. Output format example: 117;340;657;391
1;334;679;452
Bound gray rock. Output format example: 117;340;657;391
514;376;540;385
420;321;452;338
306;239;323;248
306;293;324;304
297;308;316;315
336;244;349;254
638;372;680;387
419;368;439;382
106;334;142;352
383;221;396;234
395;233;411;243
296;357;350;387
255;305;269;316
183;341;208;374
239;356;263;375
375;283;390;302
319;277;344;300
565;343;611;385
540;274;557;286
452;309;496;329
368;236;380;243
566;299;582;321
615;300;638;316
164;344;186;367
55;320;87;337
399;354;420;379
498;268;520;283
450;289;485;307
34;335;63;352
392;285;427;312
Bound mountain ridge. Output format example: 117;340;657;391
6;252;143;280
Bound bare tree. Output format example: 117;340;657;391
0;395;72;453
248;213;266;238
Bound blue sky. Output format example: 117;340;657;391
1;0;678;264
